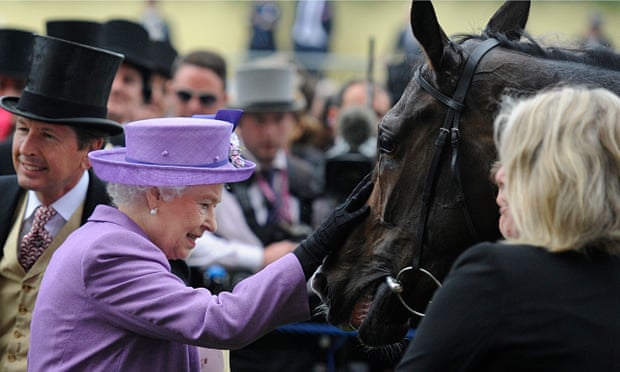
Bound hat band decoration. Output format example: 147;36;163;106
17;90;107;119
123;156;229;168
193;109;246;168
194;109;244;130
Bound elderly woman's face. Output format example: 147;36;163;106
150;184;222;259
494;166;518;239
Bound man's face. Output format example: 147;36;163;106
107;63;144;124
237;111;294;166
140;73;171;119
12;117;99;205
169;64;227;117
342;82;391;120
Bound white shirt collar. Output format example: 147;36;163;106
270;150;287;171
24;171;90;221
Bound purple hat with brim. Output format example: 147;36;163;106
89;115;255;186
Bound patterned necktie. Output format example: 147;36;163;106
19;205;57;271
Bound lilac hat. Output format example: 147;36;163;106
89;113;255;186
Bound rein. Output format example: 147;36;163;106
385;38;500;317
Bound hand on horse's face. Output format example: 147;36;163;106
293;173;373;279
494;166;519;239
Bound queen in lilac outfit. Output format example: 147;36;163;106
27;111;373;371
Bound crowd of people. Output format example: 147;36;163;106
0;5;619;372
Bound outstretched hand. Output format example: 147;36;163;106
294;173;374;279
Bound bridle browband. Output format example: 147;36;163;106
385;38;500;317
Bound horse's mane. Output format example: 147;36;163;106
454;31;620;71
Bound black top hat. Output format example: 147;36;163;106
0;34;123;135
100;19;152;73
0;28;35;80
149;39;177;78
46;19;102;48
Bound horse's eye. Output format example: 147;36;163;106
378;131;396;154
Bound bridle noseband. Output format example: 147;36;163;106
385;38;500;317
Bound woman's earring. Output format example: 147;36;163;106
150;208;158;216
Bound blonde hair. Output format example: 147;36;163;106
494;86;620;255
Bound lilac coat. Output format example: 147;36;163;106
28;205;310;371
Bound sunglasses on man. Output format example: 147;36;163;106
175;90;217;106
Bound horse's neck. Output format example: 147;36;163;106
499;52;620;94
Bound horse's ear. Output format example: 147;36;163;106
410;0;451;71
484;0;530;40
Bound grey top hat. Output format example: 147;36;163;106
46;19;102;48
0;28;35;80
0;34;123;135
232;63;305;113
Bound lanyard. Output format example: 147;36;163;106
255;169;292;224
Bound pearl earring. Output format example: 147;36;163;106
150;208;158;216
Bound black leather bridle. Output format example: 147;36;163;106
385;38;500;317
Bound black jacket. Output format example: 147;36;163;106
0;170;110;259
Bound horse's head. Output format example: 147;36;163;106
312;0;531;347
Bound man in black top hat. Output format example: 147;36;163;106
0;35;122;371
140;39;178;118
0;28;34;175
45;18;102;47
0;19;101;175
99;19;153;145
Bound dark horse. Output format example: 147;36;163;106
312;0;620;348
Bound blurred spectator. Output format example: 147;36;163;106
285;57;333;178
168;49;228;117
325;78;391;159
248;1;280;60
139;0;172;41
46;18;101;47
386;19;424;105
0;28;34;176
289;113;330;174
99;19;153;146
311;79;390;226
322;106;375;215
581;11;614;50
140;39;178;118
292;0;334;78
335;106;375;153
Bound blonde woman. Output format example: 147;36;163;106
397;86;620;371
